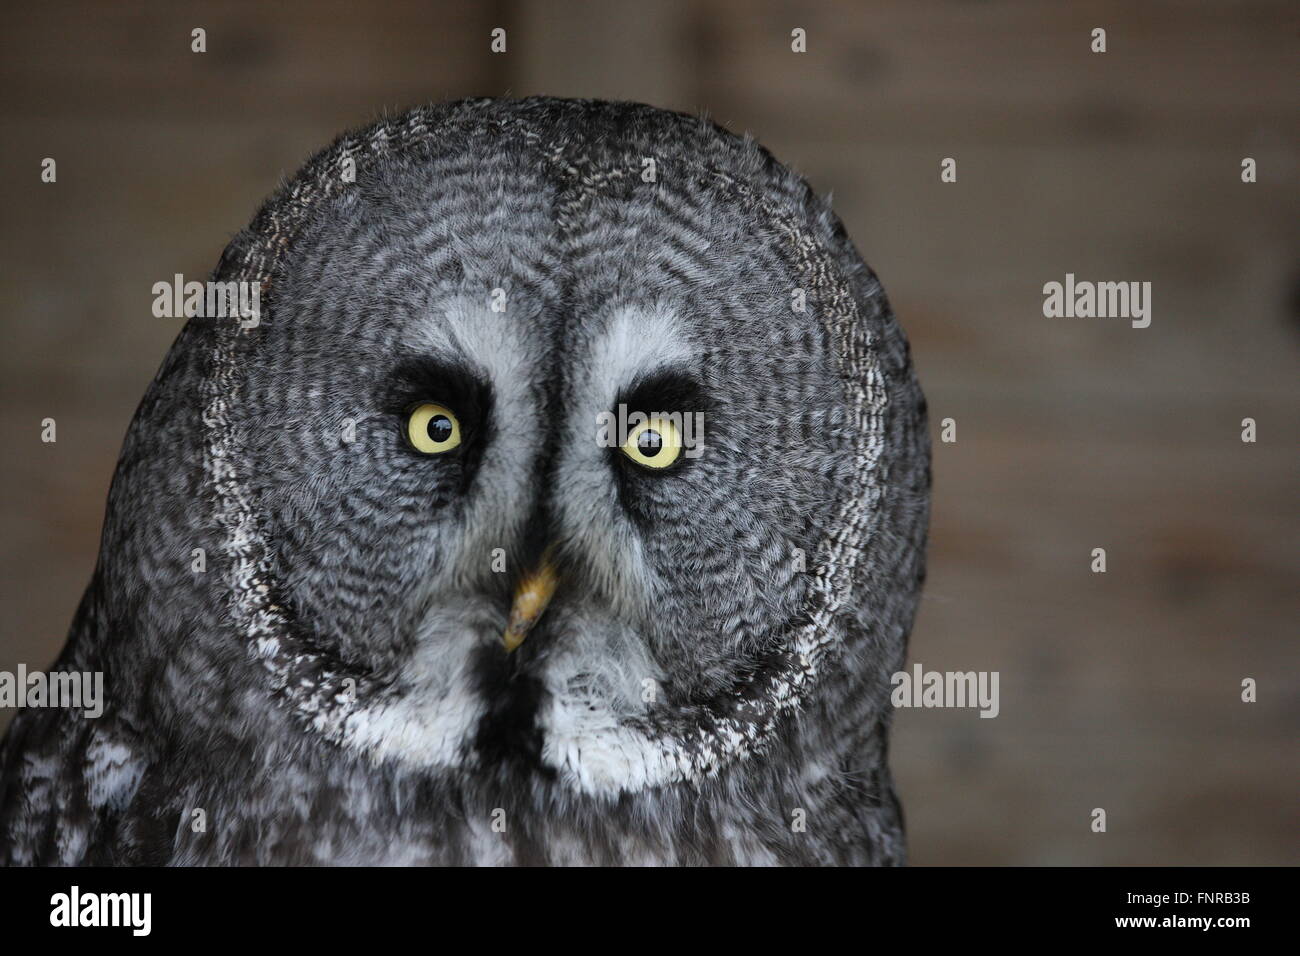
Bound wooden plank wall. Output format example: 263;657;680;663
1;0;1295;864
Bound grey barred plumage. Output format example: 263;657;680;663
0;97;929;865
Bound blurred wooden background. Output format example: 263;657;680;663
1;0;1296;864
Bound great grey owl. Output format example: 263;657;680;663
0;97;929;866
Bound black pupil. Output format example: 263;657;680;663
427;415;453;444
637;429;663;457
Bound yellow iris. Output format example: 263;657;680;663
406;403;461;454
620;416;683;469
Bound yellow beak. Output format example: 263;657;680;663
502;546;560;652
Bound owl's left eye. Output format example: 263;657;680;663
405;402;462;454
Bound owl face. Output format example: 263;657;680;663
195;101;919;799
228;149;854;792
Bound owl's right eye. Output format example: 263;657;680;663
405;402;462;454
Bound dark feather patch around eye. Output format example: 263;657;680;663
610;367;710;524
383;357;492;434
382;357;493;489
613;367;709;476
616;367;708;420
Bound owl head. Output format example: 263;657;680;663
100;98;928;807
